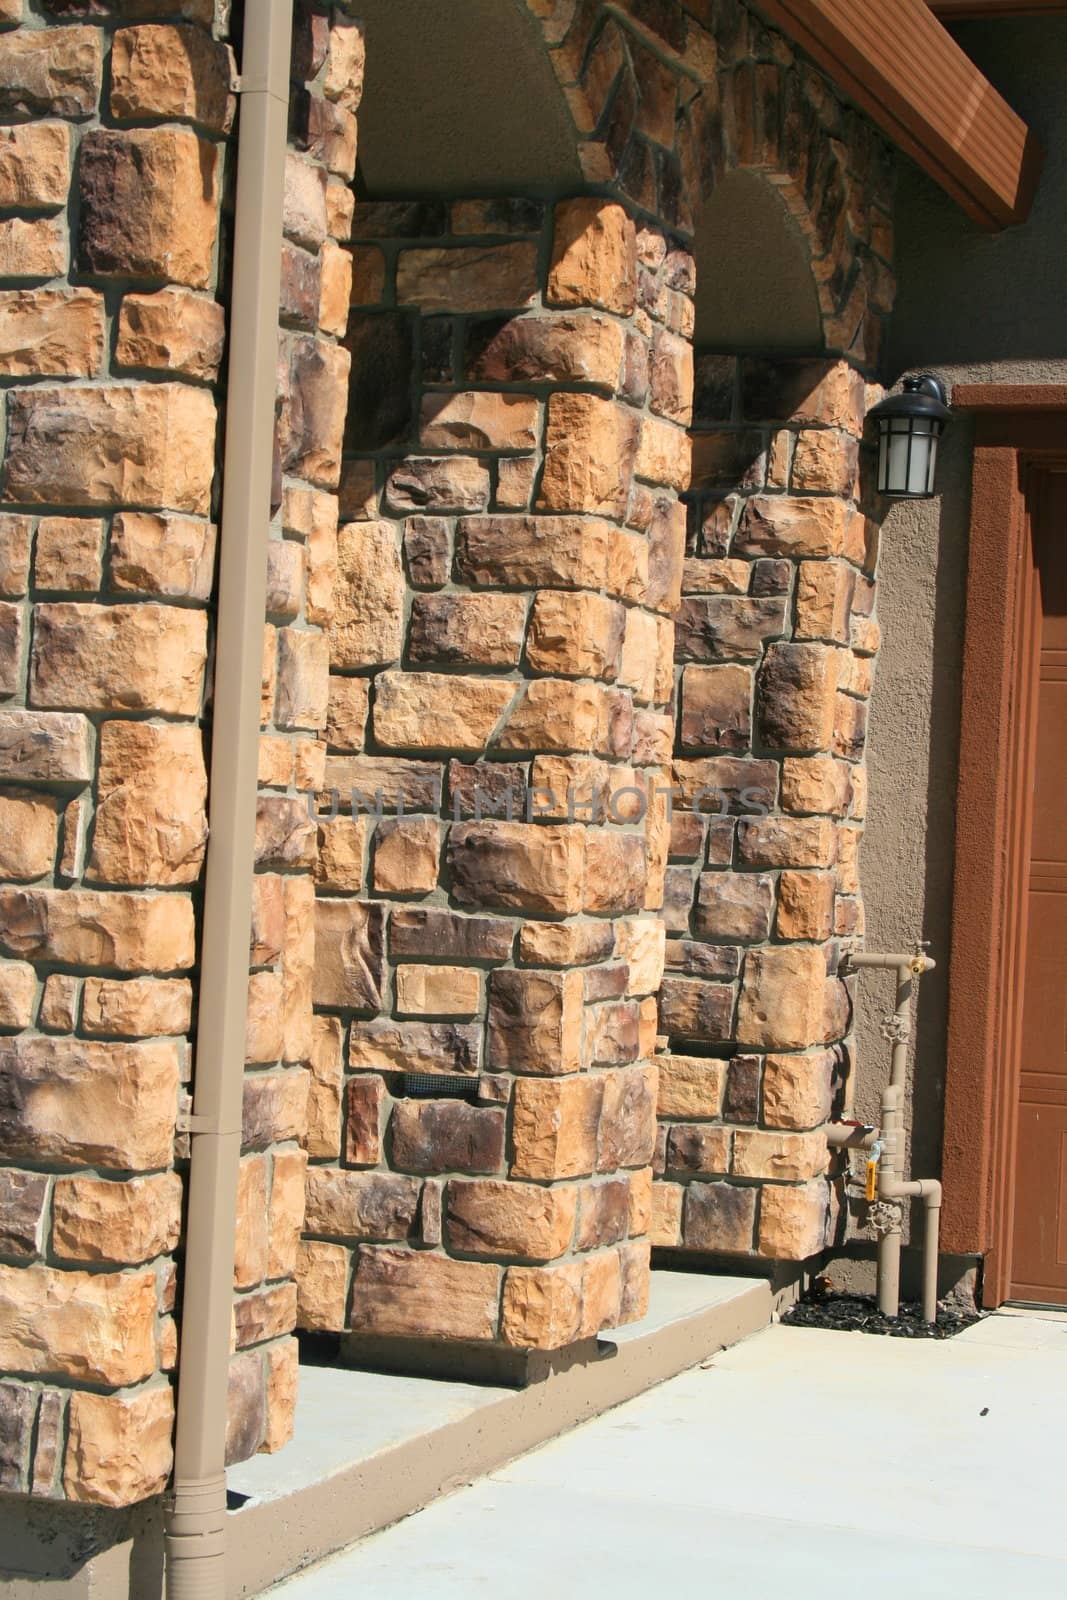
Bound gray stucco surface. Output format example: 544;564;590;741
857;19;1067;1217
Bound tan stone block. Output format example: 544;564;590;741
617;607;658;706
314;814;367;893
736;495;848;559
470;310;625;390
250;874;285;967
408;592;526;669
0;1262;157;1386
245;971;284;1064
52;1172;182;1266
397;244;538;313
348;1018;481;1080
328;521;403;669
836;824;861;895
762;1050;835;1130
312;898;383;1012
0;788;59;881
693;870;774;942
78;126;219;287
318;238;351;336
38;972;77;1032
324;16;365;108
628;1165;653;1235
0;514;31;598
350;1246;501;1342
397;964;481;1018
539;393;638;517
680;663;752;752
109;511;216;602
649;1181;682;1246
115;287;226;380
511;1074;603;1179
733;1129;828;1182
263;1338;299;1454
777;870;834;941
682;557;750;594
420;391;540;451
268;1148;308;1280
0;1167;47;1259
548;198;636;315
0;215;66;278
81;976;191;1038
757;642;839;753
450;820;585;915
598;1062;658;1170
0;961;35;1031
276;626;328;732
296;1239;349;1332
372;815;440;895
780;756;852;817
233;1155;268;1290
110;22;235;132
305;493;339;628
501;1261;583;1348
578;1246;622;1335
488;967;584;1076
31;600;208;712
455;514;614;592
795;559;854;644
518;920;614;969
325;676;369;752
63;1384;173;1508
446;1178;577;1261
0;122;71;209
791;430;859;496
736;945;828;1050
0;887;195;972
304;1167;421;1243
497;677;612;756
0;288;102;378
583;829;648;915
737;815;836;869
267;543;306;622
635;414;692;492
258;735;293;789
33;515;104;593
6;384;216;512
526;590;625;681
88;721;207;887
656;1054;725;1119
758;1179;829;1259
279;334;349;489
305;1014;342;1161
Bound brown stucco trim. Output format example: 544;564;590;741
941;390;1067;1302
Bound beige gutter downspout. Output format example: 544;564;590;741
164;7;292;1597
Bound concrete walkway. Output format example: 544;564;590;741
268;1309;1067;1600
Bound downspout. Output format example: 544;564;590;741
164;7;292;1597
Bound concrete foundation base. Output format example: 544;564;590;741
0;1272;769;1600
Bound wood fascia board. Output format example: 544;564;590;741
930;2;1067;18
754;0;1043;229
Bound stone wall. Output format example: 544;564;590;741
0;2;359;1507
297;194;688;1349
651;354;882;1261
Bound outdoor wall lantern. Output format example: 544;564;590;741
868;373;951;499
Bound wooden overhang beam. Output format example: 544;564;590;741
930;3;1067;18
754;0;1044;229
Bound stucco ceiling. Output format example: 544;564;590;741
693;172;823;353
355;0;582;197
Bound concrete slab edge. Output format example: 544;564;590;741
231;1280;771;1598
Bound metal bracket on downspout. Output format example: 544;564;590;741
164;6;294;1599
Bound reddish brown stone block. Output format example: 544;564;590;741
77;126;219;287
349;1247;501;1342
488;967;584;1076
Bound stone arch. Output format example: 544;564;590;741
519;0;895;367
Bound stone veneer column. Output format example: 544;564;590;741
651;354;882;1263
0;4;359;1506
297;194;692;1350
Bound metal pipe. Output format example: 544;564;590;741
164;8;292;1597
833;948;942;1324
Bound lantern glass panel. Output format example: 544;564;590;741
879;416;940;497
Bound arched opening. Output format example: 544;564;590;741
354;0;581;197
692;170;823;355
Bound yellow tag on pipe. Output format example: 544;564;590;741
865;1159;879;1202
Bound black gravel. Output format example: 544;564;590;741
782;1292;983;1340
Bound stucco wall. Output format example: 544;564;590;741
856;19;1067;1220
